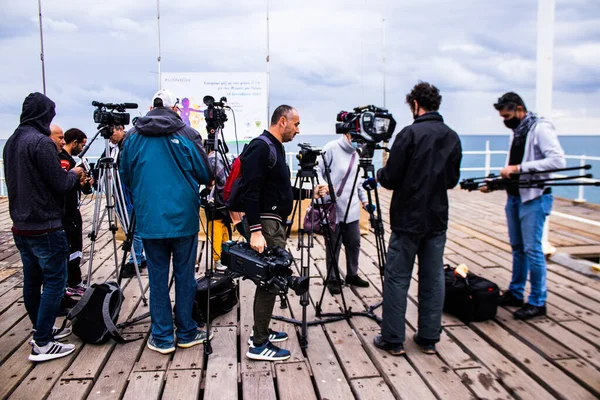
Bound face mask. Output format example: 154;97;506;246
350;141;360;150
504;116;521;130
412;106;420;120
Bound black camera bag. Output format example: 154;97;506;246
443;265;499;323
193;272;238;325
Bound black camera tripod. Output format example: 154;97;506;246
315;142;387;324
271;150;354;348
81;125;147;305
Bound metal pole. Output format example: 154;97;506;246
157;0;162;90
575;157;587;203
266;0;271;120
537;0;556;256
37;0;47;95
484;140;491;177
382;17;386;108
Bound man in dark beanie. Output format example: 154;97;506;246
3;92;83;361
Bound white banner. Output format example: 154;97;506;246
161;72;268;145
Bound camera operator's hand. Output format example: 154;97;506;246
314;184;328;199
363;202;376;213
479;185;492;193
362;177;377;191
500;165;520;179
250;231;267;254
71;166;84;178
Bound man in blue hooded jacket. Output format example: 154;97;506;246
4;92;84;362
120;90;212;354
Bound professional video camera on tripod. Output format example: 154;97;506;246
313;105;397;322
78;101;147;305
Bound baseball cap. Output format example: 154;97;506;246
152;89;179;108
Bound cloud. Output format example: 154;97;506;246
0;0;599;140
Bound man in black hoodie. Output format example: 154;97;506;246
375;82;462;356
3;92;83;362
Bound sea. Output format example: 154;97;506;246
2;134;599;204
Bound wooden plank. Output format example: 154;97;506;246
203;326;238;400
446;325;554;400
122;371;165;400
350;377;395;400
556;359;600;396
46;379;93;400
350;316;437;400
161;369;201;400
323;320;379;379
0;286;22;315
0;315;33;364
62;341;116;380
275;361;317;400
560;320;600;348
458;369;513;400
0;340;35;399
0;301;27;336
241;366;277;400
530;319;600;369
494;307;576;359
87;335;147;400
471;319;595;400
304;325;354;400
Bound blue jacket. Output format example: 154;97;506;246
3;92;78;230
120;108;211;239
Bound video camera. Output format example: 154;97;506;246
336;105;396;143
203;95;228;135
221;241;309;296
297;143;321;171
92;101;137;128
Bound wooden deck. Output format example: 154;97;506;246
0;189;599;399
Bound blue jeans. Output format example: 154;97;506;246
13;230;68;346
123;185;145;265
505;194;553;307
143;234;198;347
381;231;446;344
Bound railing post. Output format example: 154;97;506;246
574;156;586;204
0;160;4;197
484;140;491;177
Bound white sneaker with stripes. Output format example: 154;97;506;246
246;341;291;361
28;340;75;362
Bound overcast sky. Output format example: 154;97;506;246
1;0;599;139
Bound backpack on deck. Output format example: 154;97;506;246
192;272;238;325
65;281;137;344
443;265;499;323
223;135;278;211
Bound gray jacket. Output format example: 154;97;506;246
316;137;367;224
505;119;566;203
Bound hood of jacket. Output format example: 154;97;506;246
134;107;186;137
19;92;56;136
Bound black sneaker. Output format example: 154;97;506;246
413;333;437;354
498;290;524;307
373;334;405;356
248;329;288;345
514;303;546;320
327;281;342;295
121;262;136;278
345;275;370;288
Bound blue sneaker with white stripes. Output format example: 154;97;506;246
28;340;75;362
248;329;288;345
247;341;291;361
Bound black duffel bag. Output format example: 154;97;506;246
192;272;238;325
443;265;499;323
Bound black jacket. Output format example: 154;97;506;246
240;131;309;232
377;112;462;235
3;93;78;230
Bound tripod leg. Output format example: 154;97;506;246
86;169;108;285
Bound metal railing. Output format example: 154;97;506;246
1;141;599;202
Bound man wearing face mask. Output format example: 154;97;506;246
485;92;565;320
375;82;462;356
316;133;371;295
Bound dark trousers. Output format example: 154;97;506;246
325;221;360;282
381;230;446;345
251;219;287;345
63;211;83;287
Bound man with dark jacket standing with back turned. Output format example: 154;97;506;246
4;92;83;362
375;82;462;356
